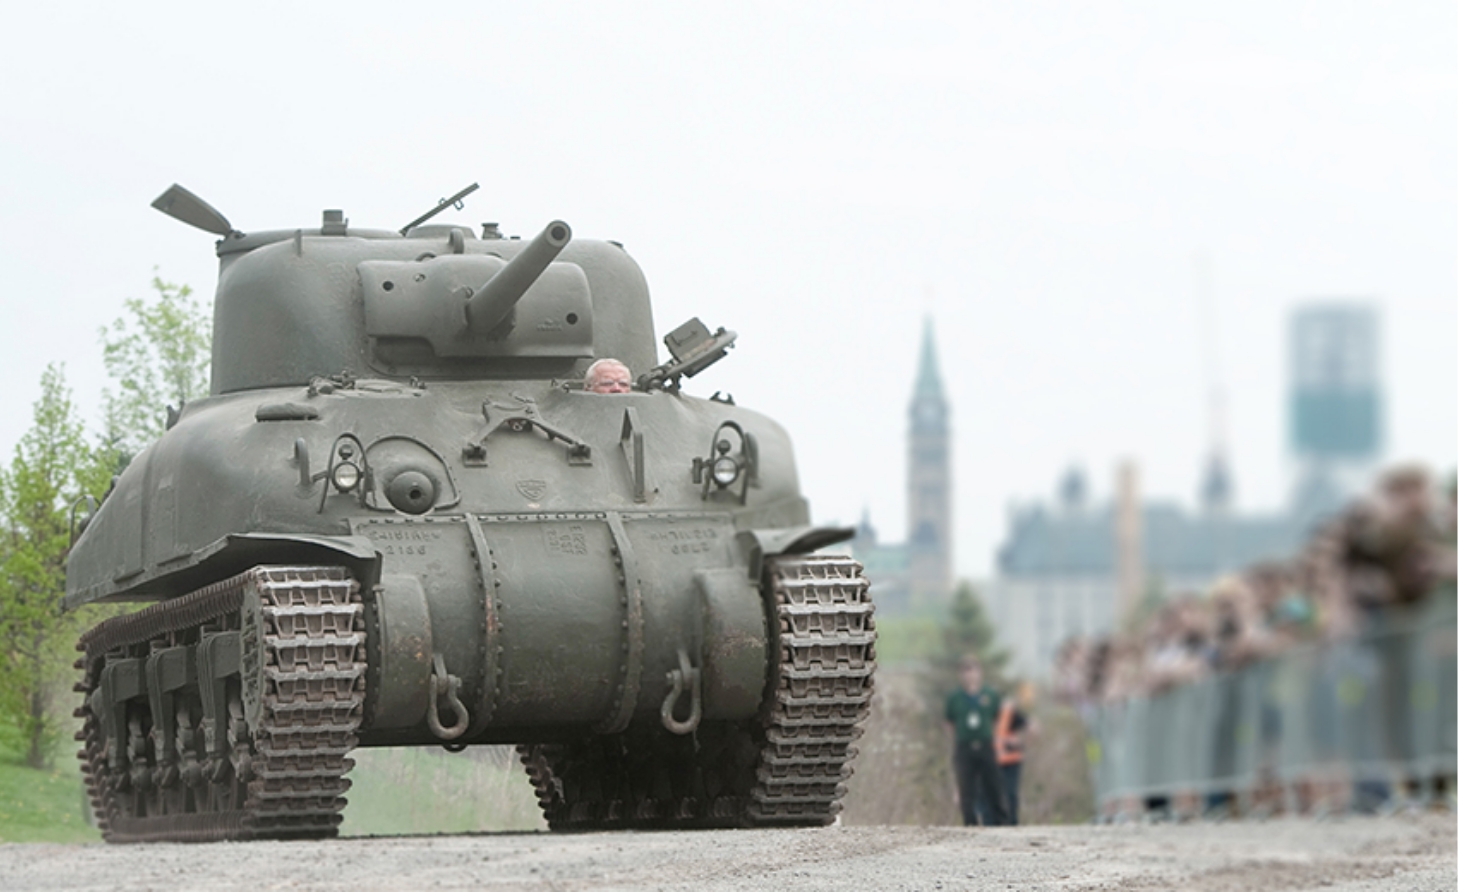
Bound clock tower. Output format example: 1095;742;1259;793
907;317;952;606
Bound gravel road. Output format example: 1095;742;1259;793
2;814;1452;891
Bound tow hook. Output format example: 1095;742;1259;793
427;654;470;741
660;647;702;735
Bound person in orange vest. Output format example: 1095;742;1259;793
994;681;1037;825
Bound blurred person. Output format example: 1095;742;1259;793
1144;598;1212;694
1295;533;1368;814
584;358;632;393
1322;465;1446;616
1139;597;1220;818
1425;472;1457;584
1433;474;1458;806
1206;577;1258;816
1359;465;1438;583
1051;639;1073;702
1052;638;1095;719
1440;473;1457;540
1263;577;1318;644
1258;564;1329;813
1085;639;1113;703
1211;566;1322;816
1302;523;1362;643
1247;564;1303;634
1212;567;1309;671
1289;471;1431;814
1341;467;1446;811
994;681;1037;825
1102;637;1145;703
1098;637;1148;819
1209;577;1261;670
945;656;1009;826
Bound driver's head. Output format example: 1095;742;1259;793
584;359;631;394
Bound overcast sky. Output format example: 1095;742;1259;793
1;2;1453;577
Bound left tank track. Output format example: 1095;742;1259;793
74;566;365;843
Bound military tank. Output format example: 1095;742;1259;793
68;183;876;842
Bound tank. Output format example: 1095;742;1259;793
68;184;877;842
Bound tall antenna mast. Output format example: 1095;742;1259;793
1194;250;1235;517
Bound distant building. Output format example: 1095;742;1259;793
992;464;1305;677
851;318;954;613
1289;303;1382;521
993;300;1384;678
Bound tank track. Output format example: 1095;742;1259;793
749;553;876;823
518;553;874;829
75;566;365;843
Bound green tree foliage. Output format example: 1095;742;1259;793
0;366;111;768
937;580;1011;687
0;274;204;771
916;580;1014;736
100;274;211;461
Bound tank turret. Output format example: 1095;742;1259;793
68;184;876;841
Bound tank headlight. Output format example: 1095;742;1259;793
693;420;755;505
711;455;740;487
331;461;362;492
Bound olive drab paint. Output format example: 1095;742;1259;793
67;184;877;840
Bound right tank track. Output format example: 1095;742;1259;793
518;552;875;829
75;566;365;843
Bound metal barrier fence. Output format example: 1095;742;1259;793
1089;583;1457;813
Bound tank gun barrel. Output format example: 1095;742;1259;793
465;220;572;332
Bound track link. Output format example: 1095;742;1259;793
518;552;875;829
76;566;364;843
748;553;875;824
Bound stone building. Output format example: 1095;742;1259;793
990;463;1305;677
990;301;1380;677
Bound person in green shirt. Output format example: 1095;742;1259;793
944;655;1009;826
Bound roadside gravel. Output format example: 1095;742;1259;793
2;813;1451;891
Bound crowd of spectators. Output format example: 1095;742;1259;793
1051;466;1456;818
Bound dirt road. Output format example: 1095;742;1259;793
2;814;1452;891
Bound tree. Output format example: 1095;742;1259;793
917;580;1015;714
0;274;205;769
937;580;1012;687
100;274;211;461
881;580;1016;826
0;365;111;767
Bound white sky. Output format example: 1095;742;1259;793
0;2;1453;577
